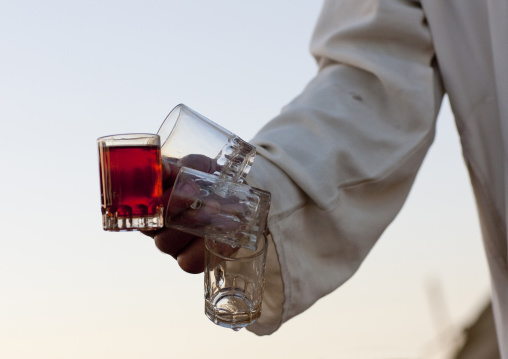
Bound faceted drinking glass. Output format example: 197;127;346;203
204;233;268;330
157;104;256;184
97;133;163;231
165;167;271;250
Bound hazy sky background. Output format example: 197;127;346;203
0;1;491;358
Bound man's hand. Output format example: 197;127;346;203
141;154;219;274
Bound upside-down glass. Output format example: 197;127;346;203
204;233;268;330
97;133;163;231
157;104;256;183
165;167;271;250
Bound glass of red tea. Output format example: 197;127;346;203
97;133;163;231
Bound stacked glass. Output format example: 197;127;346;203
98;104;270;331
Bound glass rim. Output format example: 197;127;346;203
205;234;268;261
97;133;160;143
158;103;233;140
158;103;189;138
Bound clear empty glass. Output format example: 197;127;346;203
165;167;271;250
97;133;164;231
157;104;256;183
204;234;268;330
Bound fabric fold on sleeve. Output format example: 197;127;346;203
246;0;444;335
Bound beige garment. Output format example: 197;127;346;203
245;0;508;357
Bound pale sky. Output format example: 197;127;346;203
0;1;490;358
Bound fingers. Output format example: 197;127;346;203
176;237;205;274
153;227;205;273
177;154;219;174
148;154;216;274
153;227;195;259
205;238;239;258
163;154;218;184
161;157;180;189
145;154;224;274
169;190;248;234
166;178;201;218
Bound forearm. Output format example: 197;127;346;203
246;0;444;335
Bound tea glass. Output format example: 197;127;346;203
97;133;163;231
165;167;271;250
204;233;268;330
157;104;256;183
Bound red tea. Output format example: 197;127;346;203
99;144;163;230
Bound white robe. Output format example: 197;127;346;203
245;0;508;356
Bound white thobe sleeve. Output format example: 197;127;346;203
246;0;445;335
